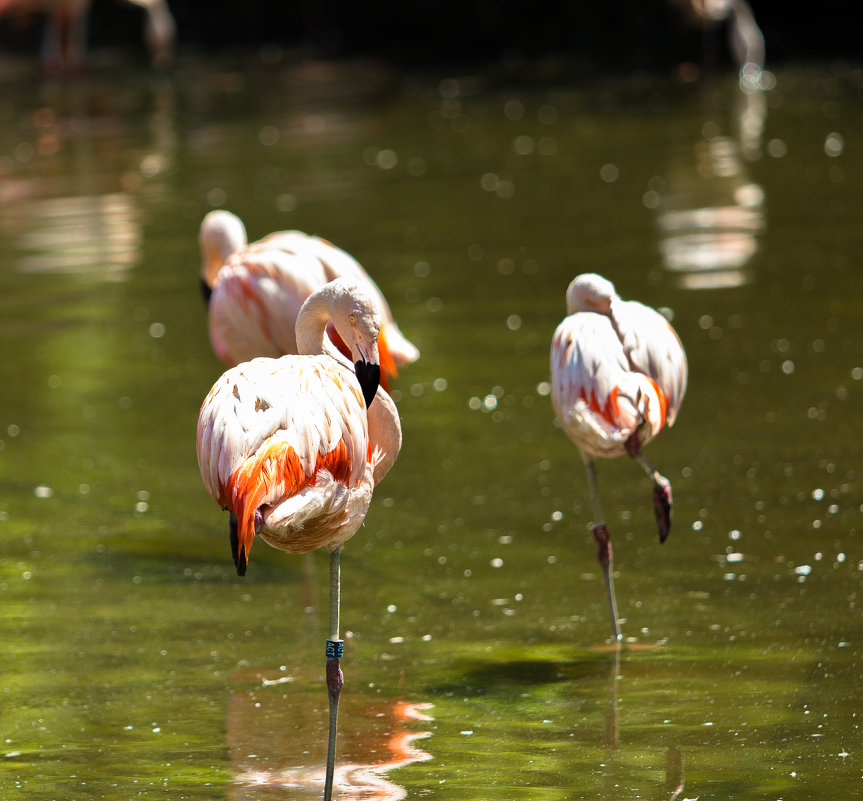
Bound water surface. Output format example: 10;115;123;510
1;54;862;800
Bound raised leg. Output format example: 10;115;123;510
324;545;344;801
583;457;622;642
626;435;673;543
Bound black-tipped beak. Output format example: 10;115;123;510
200;276;213;305
355;359;381;408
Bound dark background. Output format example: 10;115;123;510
0;0;857;73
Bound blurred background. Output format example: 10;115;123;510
0;0;857;72
1;2;861;801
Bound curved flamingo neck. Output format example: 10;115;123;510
296;288;342;360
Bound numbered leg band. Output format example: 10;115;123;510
326;639;344;659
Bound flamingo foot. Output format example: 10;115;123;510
653;479;672;543
592;523;613;568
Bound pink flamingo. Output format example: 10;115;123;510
196;278;402;801
198;209;419;392
550;273;687;641
0;0;175;72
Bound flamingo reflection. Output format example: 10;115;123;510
653;119;766;291
227;672;433;801
598;647;688;801
0;79;176;280
657;0;768;290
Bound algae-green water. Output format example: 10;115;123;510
1;56;861;800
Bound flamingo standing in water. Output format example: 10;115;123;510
198;209;419;392
550;274;687;641
196;278;402;801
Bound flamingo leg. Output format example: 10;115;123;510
626;437;673;543
324;545;344;801
583;456;622;642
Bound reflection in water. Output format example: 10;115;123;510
599;647;689;801
653;79;767;291
602;645;620;752
665;746;686;801
227;676;433;801
251;701;432;801
656;0;768;290
0;75;176;280
2;192;141;277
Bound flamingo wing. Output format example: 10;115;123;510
259;230;420;369
551;312;663;458
208;248;327;365
207;229;416;389
366;385;403;485
611;300;688;427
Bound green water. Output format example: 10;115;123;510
1;54;862;800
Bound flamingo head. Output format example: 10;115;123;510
327;279;383;408
198;210;247;289
565;273;618;315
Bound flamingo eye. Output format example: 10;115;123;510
348;313;357;324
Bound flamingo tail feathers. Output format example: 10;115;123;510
225;438;357;574
227;441;308;575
